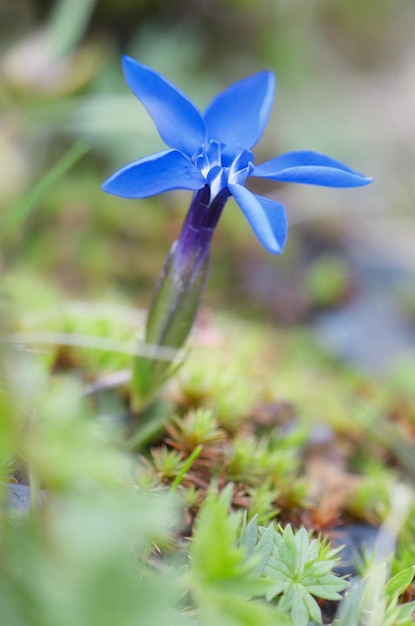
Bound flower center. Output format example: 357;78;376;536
195;141;254;202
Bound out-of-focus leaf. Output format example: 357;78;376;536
3;140;89;237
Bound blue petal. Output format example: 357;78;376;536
122;56;206;158
204;71;275;153
228;184;287;254
102;150;206;199
253;150;373;187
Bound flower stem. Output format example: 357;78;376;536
131;186;227;410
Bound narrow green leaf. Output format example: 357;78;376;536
170;444;202;493
300;586;322;624
293;527;309;574
306;584;345;601
308;537;319;560
48;0;97;57
251;524;275;577
333;581;364;626
240;514;259;555
265;579;286;601
190;484;248;586
3;140;89;236
290;588;309;626
281;525;298;573
385;566;415;600
394;600;415;621
303;559;337;577
199;589;293;626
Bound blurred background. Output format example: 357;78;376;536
1;0;415;374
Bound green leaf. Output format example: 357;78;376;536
251;524;275;577
303;560;337;577
333;581;364;626
307;537;319;561
300;585;322;623
248;523;349;624
190;484;248;586
294;527;310;572
394;600;415;622
265;579;287;601
3;140;89;237
385;566;415;600
289;586;310;626
199;589;293;626
48;0;97;57
306;580;347;601
188;486;294;626
240;514;259;555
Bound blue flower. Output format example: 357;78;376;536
103;56;372;255
103;57;373;407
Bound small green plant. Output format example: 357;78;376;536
151;446;185;480
226;433;306;508
166;408;227;452
184;485;351;626
245;481;280;525
240;516;348;626
188;485;292;626
334;563;415;626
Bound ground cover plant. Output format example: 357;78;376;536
1;1;415;625
2;301;415;625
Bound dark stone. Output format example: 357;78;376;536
329;523;380;577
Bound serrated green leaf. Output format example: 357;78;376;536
244;577;282;598
189;483;293;625
306;581;346;601
240;521;350;623
266;551;293;579
239;514;258;556
264;579;287;601
251;524;275;577
294;527;310;573
278;584;296;612
276;527;298;575
308;537;319;561
303;559;337;577
290;587;309;626
300;586;322;624
385;566;415;600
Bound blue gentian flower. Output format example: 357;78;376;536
103;56;372;257
102;56;372;408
